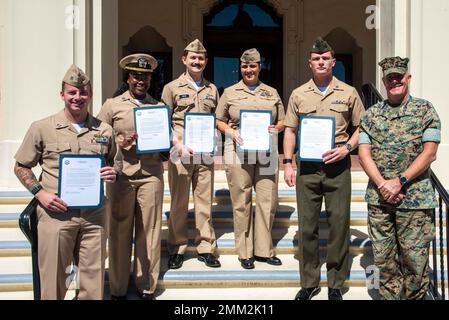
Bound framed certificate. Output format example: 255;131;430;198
133;106;171;154
58;154;104;209
183;113;216;154
239;110;272;152
297;116;335;162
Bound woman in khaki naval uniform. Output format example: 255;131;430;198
97;54;164;300
216;49;285;269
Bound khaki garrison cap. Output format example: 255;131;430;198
119;53;158;73
311;37;334;55
240;48;261;63
379;56;410;77
184;39;207;53
63;64;90;87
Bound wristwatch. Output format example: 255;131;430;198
344;143;353;152
283;159;293;165
399;175;408;186
30;183;43;196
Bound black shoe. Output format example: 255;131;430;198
254;255;282;266
168;254;184;269
239;257;255;269
138;292;155;300
328;288;343;300
198;253;221;268
294;287;321;300
110;295;127;300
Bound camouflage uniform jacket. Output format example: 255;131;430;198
360;96;441;209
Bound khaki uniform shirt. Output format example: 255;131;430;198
284;77;365;145
14;110;117;194
216;80;285;130
98;91;164;177
360;96;441;209
161;74;219;140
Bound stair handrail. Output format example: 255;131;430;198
362;83;448;300
18;197;41;300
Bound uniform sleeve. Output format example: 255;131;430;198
215;90;230;122
161;84;175;115
350;88;366;127
14;122;43;168
422;102;441;143
212;85;220;113
283;92;299;128
274;90;285;122
358;132;372;145
107;129;124;173
97;99;114;125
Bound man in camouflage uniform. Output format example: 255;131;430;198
358;57;441;300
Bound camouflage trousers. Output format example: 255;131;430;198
367;205;434;300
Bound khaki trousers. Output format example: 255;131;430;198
37;204;107;300
224;150;279;259
107;175;163;296
167;160;216;255
296;157;351;289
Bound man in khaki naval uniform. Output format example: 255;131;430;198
283;38;365;300
216;48;285;269
97;54;165;300
161;39;220;269
14;65;119;300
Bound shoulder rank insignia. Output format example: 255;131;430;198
92;134;109;144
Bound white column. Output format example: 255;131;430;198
0;0;94;188
409;0;449;185
92;0;118;114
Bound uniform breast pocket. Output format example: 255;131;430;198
329;104;349;114
297;105;317;116
176;98;195;113
201;99;216;113
44;143;72;165
90;143;108;156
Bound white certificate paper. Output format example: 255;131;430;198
134;106;171;153
239;110;272;152
298;116;335;162
58;155;104;209
184;113;216;154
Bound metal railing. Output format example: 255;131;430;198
362;83;449;300
18;197;40;300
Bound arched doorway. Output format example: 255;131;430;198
203;0;283;96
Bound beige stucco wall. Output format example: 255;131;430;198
300;0;376;92
0;0;75;188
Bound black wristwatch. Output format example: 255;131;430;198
30;183;43;196
344;143;353;152
283;159;293;165
399;175;408;186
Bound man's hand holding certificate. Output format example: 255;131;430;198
298;116;335;162
134;106;171;153
239;110;272;151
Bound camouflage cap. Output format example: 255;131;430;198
184;39;207;53
379;56;409;77
240;48;261;63
62;64;90;87
119;53;158;73
311;37;334;55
